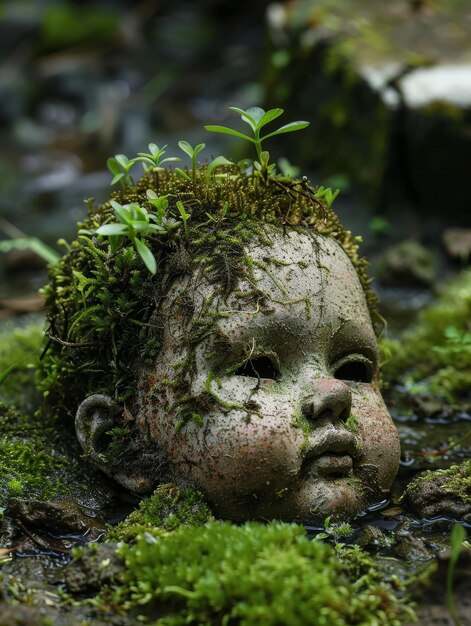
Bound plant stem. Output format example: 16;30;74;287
446;560;462;626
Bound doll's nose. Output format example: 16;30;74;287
301;378;352;423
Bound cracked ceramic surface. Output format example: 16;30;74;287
130;225;401;522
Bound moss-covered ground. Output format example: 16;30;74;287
381;268;471;408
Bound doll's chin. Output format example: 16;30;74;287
210;478;363;523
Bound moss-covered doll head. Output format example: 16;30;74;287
42;168;400;523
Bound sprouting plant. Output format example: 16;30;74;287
447;523;466;626
315;185;340;209
95;200;168;274
175;141;233;184
205;106;309;180
146;189;171;220
107;145;181;189
135;143;181;172
177;141;205;184
107;154;136;189
176;200;191;238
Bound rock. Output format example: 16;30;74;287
375;240;435;288
393;534;434;561
264;1;471;219
355;525;385;547
6;498;107;537
63;543;123;594
443;228;471;261
402;461;471;523
412;393;450;419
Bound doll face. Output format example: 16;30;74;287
134;227;400;523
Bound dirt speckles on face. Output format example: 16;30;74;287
131;226;400;523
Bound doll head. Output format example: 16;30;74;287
44;171;400;523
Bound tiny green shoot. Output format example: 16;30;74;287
95;200;168;274
176;200;191;238
178;141;205;184
205;106;309;180
447;523;466;626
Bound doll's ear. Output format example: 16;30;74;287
75;394;153;494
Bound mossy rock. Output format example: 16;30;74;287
107;483;213;542
381;268;471;409
402;460;471;523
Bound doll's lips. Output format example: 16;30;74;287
301;429;359;478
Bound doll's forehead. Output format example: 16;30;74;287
162;227;375;354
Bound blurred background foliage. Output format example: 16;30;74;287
0;0;470;322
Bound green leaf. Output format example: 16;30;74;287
113;205;132;225
28;238;61;263
135;155;155;166
244;107;266;125
174;168;192;181
131;221;155;232
148;143;163;157
96;223;129;236
204;126;255;142
176;200;190;220
146;189;158;200
229;106;257;131
115;154;129;168
110;173;124;186
207;156;233;177
193;143;205;158
108;235;123;254
262;121;310;140
178;140;194;159
107;157;121;175
450;523;466;567
0;363;15;386
160;157;181;164
258;108;284;129
134;238;157;275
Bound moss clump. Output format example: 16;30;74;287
107;484;213;541
0;321;44;413
40;167;377;423
0;403;66;506
0;401;111;508
381;268;471;406
405;460;471;506
112;521;414;625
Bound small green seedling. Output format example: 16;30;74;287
447;523;466;626
178;141;206;184
108;145;181;189
175;141;233;184
107;154;136;189
315;186;340;209
95;200;168;274
176;200;191;238
205;106;309;180
135;143;181;172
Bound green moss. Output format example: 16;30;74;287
381;269;471;406
107;484;214;542
345;413;360;433
112;521;414;625
0;321;44;413
404;461;471;505
0;403;67;505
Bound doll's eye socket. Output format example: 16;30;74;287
235;356;280;381
334;359;373;383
